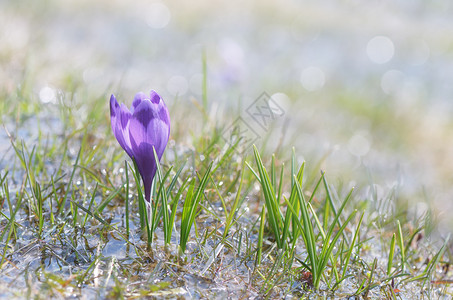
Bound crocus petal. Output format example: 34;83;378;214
129;96;170;202
110;94;120;132
110;94;133;157
149;90;161;104
132;92;147;113
110;90;170;203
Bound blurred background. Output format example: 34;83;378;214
1;0;453;232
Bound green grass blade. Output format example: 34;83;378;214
396;220;405;270
256;208;266;266
222;161;245;241
341;212;364;280
252;145;282;249
388;233;396;276
153;147;171;244
180;162;212;252
124;160;130;237
59;146;82;214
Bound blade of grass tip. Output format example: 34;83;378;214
255;207;266;267
291;147;296;187
166;160;186;199
290;162;305;242
277;162;284;210
222;161;245;241
252;145;282;249
322;171;338;217
58;146;82;215
125;161;130;237
245;161;260;183
396;220;405;271
307;174;323;204
388;233;396;276
271;154;276;193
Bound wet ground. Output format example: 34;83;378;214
1;0;453;298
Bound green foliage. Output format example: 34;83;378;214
179;162;213;253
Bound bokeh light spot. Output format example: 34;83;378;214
146;3;171;29
300;67;325;91
366;36;394;64
347;132;371;157
381;69;404;95
39;86;57;104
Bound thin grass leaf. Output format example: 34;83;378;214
153;147;172;244
223;161;246;241
252;145;282;249
82;183;98;227
341;212;364;280
180;162;212;252
396;220;405;271
130;158;152;244
124;161;130;237
256;208;266;266
59;146;82;214
388;233;396;276
282;161;304;246
293;177;318;281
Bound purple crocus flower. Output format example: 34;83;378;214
110;90;170;203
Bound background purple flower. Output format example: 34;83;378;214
110;90;170;203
